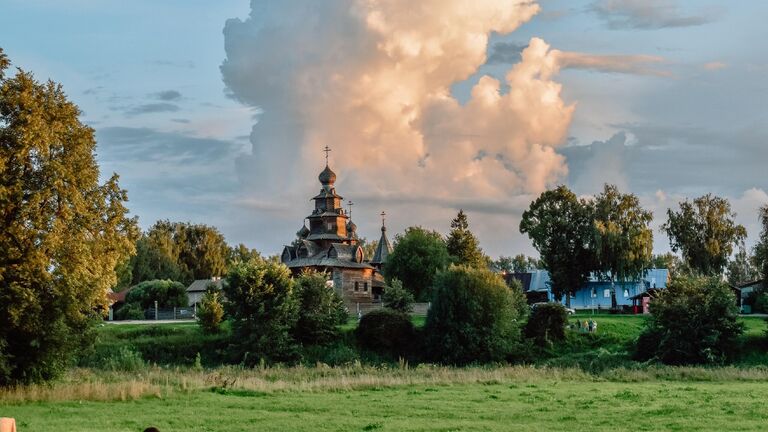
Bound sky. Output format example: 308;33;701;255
1;0;767;259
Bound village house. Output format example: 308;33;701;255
280;152;392;308
506;268;670;312
186;277;224;307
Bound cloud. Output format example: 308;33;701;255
703;61;727;71
153;90;182;101
125;102;180;116
589;0;719;30
553;51;670;76
221;1;578;210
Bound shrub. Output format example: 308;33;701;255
124;279;188;309
382;278;414;313
292;271;348;345
102;347;146;372
425;265;527;365
525;303;568;347
384;227;451;301
114;302;145;320
355;309;415;359
223;259;299;364
197;285;224;334
635;275;743;365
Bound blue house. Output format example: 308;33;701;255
506;269;669;310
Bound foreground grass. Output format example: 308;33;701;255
4;366;768;431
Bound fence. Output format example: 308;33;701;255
143;306;197;320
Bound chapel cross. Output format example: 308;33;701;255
348;200;354;219
380;211;386;228
323;146;332;165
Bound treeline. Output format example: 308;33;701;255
116;220;262;289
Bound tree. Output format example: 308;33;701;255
197;284;224;334
425;266;527;365
292;270;348;345
636;276;742;365
124;280;188;310
726;246;760;287
223;259;299;364
753;205;768;282
650;253;684;276
446;210;487;268
520;185;594;307
524;303;568;347
355;309;415;359
592;184;653;309
357;237;378;262
176;223;229;282
227;243;261;268
0;50;137;384
384;227;451;301
382;278;414;313
129;234;184;284
662;194;746;276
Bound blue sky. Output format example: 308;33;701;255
2;0;766;258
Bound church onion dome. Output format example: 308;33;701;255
318;165;337;185
296;225;310;239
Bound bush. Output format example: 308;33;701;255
525;303;568;347
124;279;188;309
114;302;145;320
384;227;451;301
292;271;348;346
382;278;414;313
635;275;743;365
355;309;415;359
425;265;527;365
197;285;224;334
102;347;146;372
223;259;299;364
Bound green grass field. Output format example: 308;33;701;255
3;315;768;431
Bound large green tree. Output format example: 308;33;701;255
753;205;768;282
0;50;137;384
445;209;487;268
520;185;594;307
384;227;451;301
662;194;746;276
592;184;653;309
129;220;230;285
726;246;760;287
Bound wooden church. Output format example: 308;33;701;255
281;150;392;307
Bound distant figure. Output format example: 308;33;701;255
592;320;598;333
583;320;588;333
0;418;16;432
357;310;362;321
588;319;594;333
144;428;160;432
576;320;581;332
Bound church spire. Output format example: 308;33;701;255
371;210;393;266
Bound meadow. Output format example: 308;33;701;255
2;314;768;431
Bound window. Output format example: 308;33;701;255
623;289;630;298
327;223;334;231
603;289;611;298
354;281;359;292
590;288;597;298
363;282;368;292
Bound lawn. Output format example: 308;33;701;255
4;370;768;431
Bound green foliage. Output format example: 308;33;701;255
446;210;487;268
592;184;654;308
663;194;747;276
197;285;224;334
224;259;299;364
425;266;527;365
525;303;568;347
101;347;146;372
636;276;743;365
726;246;760;287
355;309;415;359
384;226;451;301
292;271;348;345
129;221;230;285
0;52;138;385
227;243;262;268
520;185;594;306
382;278;414;313
124;279;188;310
650;253;684;276
753;205;768;280
114;303;145;320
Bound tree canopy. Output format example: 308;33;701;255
753;205;768;283
0;50;137;384
592;184;653;308
520;185;594;306
663;194;746;276
384;226;451;301
446;210;487;268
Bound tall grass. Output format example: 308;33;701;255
5;364;768;404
